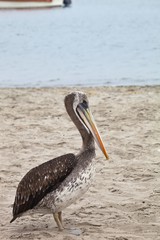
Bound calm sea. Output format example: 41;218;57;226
0;0;160;87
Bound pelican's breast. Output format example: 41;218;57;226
41;160;96;212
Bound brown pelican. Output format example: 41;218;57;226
10;91;109;231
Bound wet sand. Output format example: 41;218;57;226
0;86;160;240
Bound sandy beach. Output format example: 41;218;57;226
0;86;160;240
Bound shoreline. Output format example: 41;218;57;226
0;86;160;239
0;84;160;89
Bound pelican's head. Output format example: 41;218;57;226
65;91;109;160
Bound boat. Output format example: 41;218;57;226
0;0;71;9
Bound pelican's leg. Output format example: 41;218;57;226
53;212;64;231
58;211;63;226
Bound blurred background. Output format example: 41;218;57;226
0;0;160;87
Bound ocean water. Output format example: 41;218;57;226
0;0;160;87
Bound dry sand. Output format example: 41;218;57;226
0;86;160;240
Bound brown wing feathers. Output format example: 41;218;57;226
10;153;77;223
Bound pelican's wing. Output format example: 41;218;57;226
10;153;77;222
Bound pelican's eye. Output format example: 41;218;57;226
81;100;88;109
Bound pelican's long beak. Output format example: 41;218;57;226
77;103;109;160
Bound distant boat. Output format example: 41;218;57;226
0;0;71;9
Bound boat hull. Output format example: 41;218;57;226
0;0;63;9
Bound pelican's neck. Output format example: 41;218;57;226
80;129;95;152
65;98;96;157
78;131;96;162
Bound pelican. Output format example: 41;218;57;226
10;91;109;231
